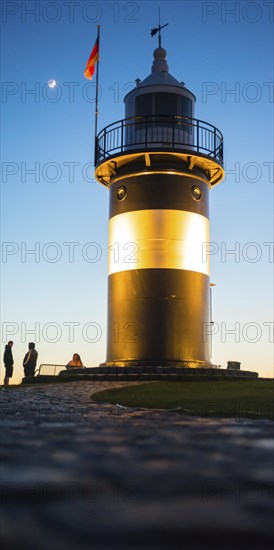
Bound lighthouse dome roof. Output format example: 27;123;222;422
124;47;195;102
140;47;183;87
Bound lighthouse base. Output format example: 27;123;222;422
56;365;258;381
99;360;217;369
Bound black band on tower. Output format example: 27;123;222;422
109;173;209;219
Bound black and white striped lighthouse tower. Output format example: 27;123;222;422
95;33;224;368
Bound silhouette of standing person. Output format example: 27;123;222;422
3;341;14;386
23;343;38;377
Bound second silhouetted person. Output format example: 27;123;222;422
23;343;38;377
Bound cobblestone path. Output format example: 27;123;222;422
1;382;273;549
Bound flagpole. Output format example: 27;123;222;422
94;25;100;165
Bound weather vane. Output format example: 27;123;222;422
151;8;169;48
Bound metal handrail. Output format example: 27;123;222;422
36;364;88;376
37;364;68;376
95;115;224;166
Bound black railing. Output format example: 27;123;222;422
95;115;223;165
37;364;88;376
37;364;67;376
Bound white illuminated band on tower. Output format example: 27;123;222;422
108;209;210;276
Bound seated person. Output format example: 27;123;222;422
66;353;83;369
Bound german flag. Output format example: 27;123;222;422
84;35;99;80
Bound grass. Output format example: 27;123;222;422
92;380;274;420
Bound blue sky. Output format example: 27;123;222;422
1;0;273;382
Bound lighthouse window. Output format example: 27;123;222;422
117;186;127;201
155;93;177;116
191;186;202;201
136;94;153;116
181;97;192;118
136;93;184;118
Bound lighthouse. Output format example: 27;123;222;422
94;37;224;369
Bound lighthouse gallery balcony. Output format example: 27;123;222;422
95;115;224;187
97;114;223;163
